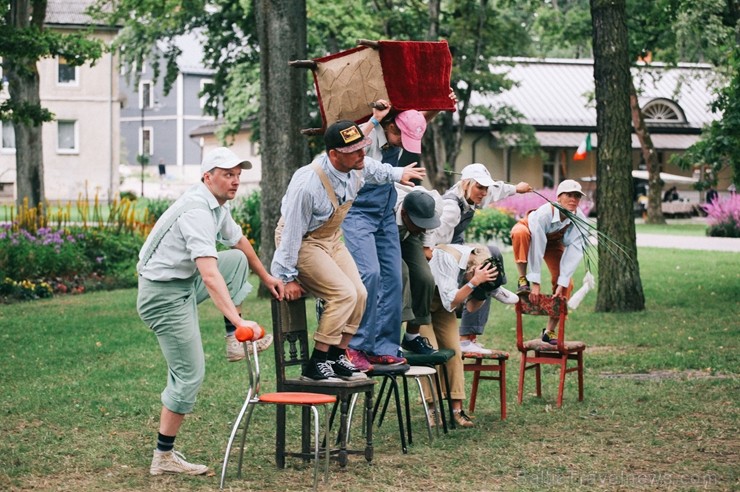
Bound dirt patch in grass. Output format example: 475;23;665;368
599;369;735;381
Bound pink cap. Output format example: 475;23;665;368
395;110;427;154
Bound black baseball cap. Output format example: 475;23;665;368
324;120;371;153
403;190;441;230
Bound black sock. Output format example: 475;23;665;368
327;345;345;360
311;348;329;361
224;316;236;335
157;432;176;452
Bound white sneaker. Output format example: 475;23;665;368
150;449;209;476
226;333;274;362
459;339;493;355
491;287;519;305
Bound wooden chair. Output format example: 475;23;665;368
516;295;586;407
272;299;375;467
220;333;336;491
462;349;509;419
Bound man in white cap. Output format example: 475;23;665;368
510;179;587;344
426;163;531;355
136;147;284;476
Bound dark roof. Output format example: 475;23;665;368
468;58;719;131
45;0;115;29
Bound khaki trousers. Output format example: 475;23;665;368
420;289;465;401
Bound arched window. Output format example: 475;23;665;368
642;98;686;123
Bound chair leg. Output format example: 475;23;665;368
323;405;331;482
346;393;361;443
577;352;584;401
373;376;391;428
433;369;449;433
402;375;413;446
416;375;436;442
275;405;286;469
309;405;320;491
500;359;507;420
557;355;567;408
363;390;374;463
518;354;526;404
236;404;258;478
469;368;480;414
534;354;542;398
440;364;456;429
301;406;311;462
220;390;255;489
388;377;408;454
338;397;351;467
427;374;442;437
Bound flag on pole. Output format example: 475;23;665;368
573;133;592;161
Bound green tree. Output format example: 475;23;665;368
0;0;104;208
590;0;645;312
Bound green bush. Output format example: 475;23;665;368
143;197;173;222
232;190;262;253
0;225;143;302
466;206;517;245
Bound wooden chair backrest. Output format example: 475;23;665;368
515;295;568;351
271;299;313;392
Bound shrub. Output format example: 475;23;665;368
466;207;517;246
143;197;173;222
703;194;740;238
232;190;262;253
496;187;594;218
0;224;143;302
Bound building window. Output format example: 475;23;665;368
199;78;214;111
1;122;15;151
57;120;78;153
140;127;153;156
139;80;153;109
543;151;556;188
57;57;78;85
642;99;685;123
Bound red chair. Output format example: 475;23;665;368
220;326;336;491
462;349;509;419
516;295;586;407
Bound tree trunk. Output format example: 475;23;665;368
590;0;645;312
6;0;46;208
629;80;665;224
255;0;309;296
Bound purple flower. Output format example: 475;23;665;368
95;256;105;264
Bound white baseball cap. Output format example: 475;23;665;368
556;179;586;197
200;147;252;175
460;163;494;187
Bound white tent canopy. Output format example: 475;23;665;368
630;170;697;184
579;171;698;185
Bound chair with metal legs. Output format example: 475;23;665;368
220;326;336;491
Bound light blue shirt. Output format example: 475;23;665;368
271;153;404;283
526;202;587;287
137;182;243;281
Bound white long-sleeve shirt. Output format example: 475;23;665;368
526;203;587;287
427;180;517;245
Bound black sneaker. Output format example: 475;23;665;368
329;355;368;380
401;336;437;355
301;358;342;382
541;329;558;345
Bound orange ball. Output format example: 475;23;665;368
254;325;265;340
235;325;254;343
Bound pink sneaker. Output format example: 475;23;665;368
346;348;374;372
367;353;407;365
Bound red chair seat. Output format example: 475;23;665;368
259;392;337;406
462;350;509;360
523;339;586;351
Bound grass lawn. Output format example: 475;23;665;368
1;247;738;491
